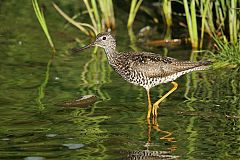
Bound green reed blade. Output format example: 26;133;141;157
83;0;97;30
200;0;210;48
162;0;172;27
32;0;55;53
98;0;115;29
127;0;143;29
191;0;198;47
91;0;101;32
183;0;193;46
108;0;115;28
229;0;237;43
53;3;97;36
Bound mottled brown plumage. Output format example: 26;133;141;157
74;32;211;119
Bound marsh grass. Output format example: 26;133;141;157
53;3;97;36
162;0;172;28
227;0;238;44
211;38;240;68
82;0;99;32
32;0;55;53
183;0;240;48
198;0;239;44
183;0;198;48
127;0;143;29
54;0;115;37
98;0;115;29
32;0;55;110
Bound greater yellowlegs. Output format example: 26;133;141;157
73;32;211;118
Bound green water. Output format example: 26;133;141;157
0;1;239;160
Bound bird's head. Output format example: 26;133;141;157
93;32;115;48
72;32;116;52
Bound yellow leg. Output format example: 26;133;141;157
147;118;151;144
152;81;178;116
146;89;152;119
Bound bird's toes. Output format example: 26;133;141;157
152;105;158;117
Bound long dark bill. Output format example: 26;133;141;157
71;43;93;53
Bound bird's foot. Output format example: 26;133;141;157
152;103;159;117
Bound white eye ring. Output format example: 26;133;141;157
102;36;106;40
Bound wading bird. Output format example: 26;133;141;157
73;32;211;118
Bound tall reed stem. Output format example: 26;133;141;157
228;0;237;44
32;0;55;53
183;0;198;48
162;0;172;27
127;0;143;29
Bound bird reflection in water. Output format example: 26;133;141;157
146;117;177;152
146;117;177;151
125;117;179;160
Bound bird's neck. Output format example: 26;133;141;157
104;45;119;65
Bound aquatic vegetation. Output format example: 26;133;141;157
198;0;239;45
127;0;143;29
32;0;55;53
126;0;239;50
32;0;56;111
227;0;238;44
53;3;97;36
182;0;240;48
54;0;115;36
36;59;53;111
183;0;198;48
98;0;115;29
162;0;172;28
211;38;240;68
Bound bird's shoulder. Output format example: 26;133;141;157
118;51;184;78
119;51;177;64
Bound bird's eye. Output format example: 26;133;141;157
102;36;106;40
